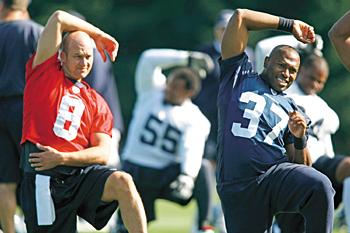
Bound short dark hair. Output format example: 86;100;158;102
270;44;299;58
2;0;30;11
169;67;201;97
301;53;328;70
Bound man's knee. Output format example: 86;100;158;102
0;183;17;195
336;157;350;182
106;171;137;200
311;172;334;202
201;158;213;173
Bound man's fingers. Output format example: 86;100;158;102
97;47;107;62
36;143;50;151
108;48;118;62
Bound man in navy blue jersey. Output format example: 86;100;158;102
0;1;42;232
217;8;335;233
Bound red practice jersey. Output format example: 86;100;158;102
22;52;113;152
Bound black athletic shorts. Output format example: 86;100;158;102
20;142;118;233
313;155;344;208
0;97;23;183
122;160;191;222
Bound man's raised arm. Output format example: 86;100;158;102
33;10;118;68
221;8;315;60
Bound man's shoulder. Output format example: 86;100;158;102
0;19;43;31
183;101;211;129
197;43;218;56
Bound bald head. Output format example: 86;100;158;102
262;45;301;92
61;31;93;54
59;31;94;81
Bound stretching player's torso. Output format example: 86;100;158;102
123;91;198;169
22;53;113;152
217;54;294;183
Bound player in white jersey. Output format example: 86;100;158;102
256;35;350;233
114;49;213;233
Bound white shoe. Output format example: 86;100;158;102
197;225;215;233
14;214;27;233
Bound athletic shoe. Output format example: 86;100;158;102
197;225;215;233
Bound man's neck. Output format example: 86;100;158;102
0;9;29;21
296;81;309;95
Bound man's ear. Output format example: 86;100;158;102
60;50;66;63
263;56;270;68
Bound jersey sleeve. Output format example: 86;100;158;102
135;49;189;94
90;94;113;137
178;113;210;178
219;52;255;90
26;52;59;82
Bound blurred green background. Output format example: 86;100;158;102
28;0;350;153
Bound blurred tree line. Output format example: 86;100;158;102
28;0;350;153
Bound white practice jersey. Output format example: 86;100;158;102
285;84;339;162
123;49;210;178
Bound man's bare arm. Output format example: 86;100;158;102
33;10;118;68
29;132;111;170
222;8;315;60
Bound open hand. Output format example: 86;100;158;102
28;143;63;171
292;20;315;44
94;32;119;62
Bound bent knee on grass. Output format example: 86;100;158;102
101;171;136;202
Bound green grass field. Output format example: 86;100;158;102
148;201;349;233
79;200;348;233
148;200;196;233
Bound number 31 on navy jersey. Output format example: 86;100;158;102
231;91;289;145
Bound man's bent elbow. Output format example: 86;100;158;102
328;27;337;43
49;10;66;25
231;9;245;26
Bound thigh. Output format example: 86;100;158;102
21;174;77;233
75;165;118;230
267;162;332;213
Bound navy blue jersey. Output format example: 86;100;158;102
0;20;42;97
217;53;301;184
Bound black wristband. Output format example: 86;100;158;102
294;135;307;150
278;17;294;33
